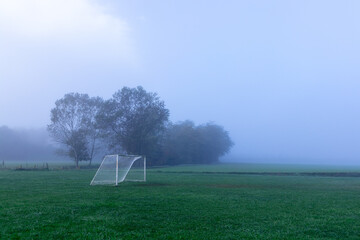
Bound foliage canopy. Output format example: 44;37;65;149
47;93;103;167
48;86;233;166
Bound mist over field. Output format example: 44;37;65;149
0;126;65;162
1;0;360;165
3;2;360;239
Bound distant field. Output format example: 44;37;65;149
153;162;360;173
4;161;360;172
1;164;360;239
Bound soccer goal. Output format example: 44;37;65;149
90;155;146;186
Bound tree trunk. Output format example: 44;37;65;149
89;135;96;166
73;148;79;169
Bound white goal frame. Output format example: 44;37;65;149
90;154;146;186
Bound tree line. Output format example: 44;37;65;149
0;126;62;162
48;86;233;167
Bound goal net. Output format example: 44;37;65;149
90;155;146;185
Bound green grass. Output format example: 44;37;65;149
1;164;360;239
155;162;360;173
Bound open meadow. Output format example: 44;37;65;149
1;163;360;239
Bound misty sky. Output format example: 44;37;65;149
1;0;360;164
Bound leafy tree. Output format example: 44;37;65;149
161;121;199;165
48;93;103;167
196;123;233;164
161;121;233;165
97;86;169;164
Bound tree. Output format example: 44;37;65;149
161;121;233;165
195;123;234;164
161;121;199;165
48;93;103;167
97;86;169;163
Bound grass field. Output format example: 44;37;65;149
1;163;360;239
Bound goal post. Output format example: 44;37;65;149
90;155;146;186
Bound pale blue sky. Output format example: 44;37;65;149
1;0;360;164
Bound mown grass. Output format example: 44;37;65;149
1;164;360;239
155;162;360;173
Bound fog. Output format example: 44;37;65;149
0;126;64;162
1;0;360;165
